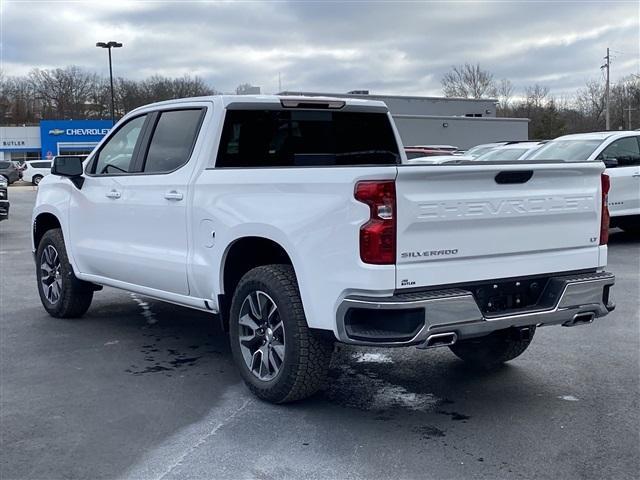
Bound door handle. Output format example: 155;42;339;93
164;190;184;201
106;190;121;199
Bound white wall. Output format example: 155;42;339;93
392;115;529;149
0;126;41;147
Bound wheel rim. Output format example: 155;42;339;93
34;176;41;185
40;245;62;304
238;290;285;381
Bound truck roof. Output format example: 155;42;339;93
131;94;389;112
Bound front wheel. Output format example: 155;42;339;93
449;327;536;368
229;264;333;403
36;228;93;318
32;175;43;186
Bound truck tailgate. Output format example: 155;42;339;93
395;162;605;289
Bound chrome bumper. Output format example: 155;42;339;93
336;272;615;347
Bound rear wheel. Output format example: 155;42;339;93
449;327;536;368
229;264;333;403
32;175;43;186
36;228;93;318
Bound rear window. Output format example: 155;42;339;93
216;110;400;168
476;148;529;161
30;161;52;168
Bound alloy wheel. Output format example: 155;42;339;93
40;245;62;304
238;290;285;381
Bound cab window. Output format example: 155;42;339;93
93;115;146;175
142;109;203;173
598;137;640;167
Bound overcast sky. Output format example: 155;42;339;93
2;1;639;97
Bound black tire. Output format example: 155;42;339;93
229;264;333;403
36;228;93;318
449;327;536;368
32;175;43;186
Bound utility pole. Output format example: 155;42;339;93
602;48;611;130
278;72;282;92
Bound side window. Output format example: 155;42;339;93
143;109;203;173
93;115;146;175
599;137;640;167
32;161;51;168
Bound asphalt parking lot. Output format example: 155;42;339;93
1;187;639;480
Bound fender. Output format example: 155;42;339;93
31;176;87;277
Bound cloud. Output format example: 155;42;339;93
2;0;639;97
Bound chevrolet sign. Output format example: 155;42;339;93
49;127;110;136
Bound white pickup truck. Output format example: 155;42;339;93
32;95;615;403
528;131;640;233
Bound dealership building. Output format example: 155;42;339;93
0;119;112;162
281;91;529;149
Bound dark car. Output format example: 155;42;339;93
0;176;9;221
0;160;20;184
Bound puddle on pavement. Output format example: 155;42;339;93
122;295;226;376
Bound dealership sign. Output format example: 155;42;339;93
48;127;111;136
40;119;113;158
2;140;27;147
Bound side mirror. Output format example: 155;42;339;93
603;158;618;168
52;156;84;188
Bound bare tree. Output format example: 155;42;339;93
29;66;101;119
576;79;605;130
524;84;550;109
496;78;514;116
441;63;496;99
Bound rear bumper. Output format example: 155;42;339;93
336;271;615;347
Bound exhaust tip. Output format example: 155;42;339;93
563;312;596;327
424;332;458;349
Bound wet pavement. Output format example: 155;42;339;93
1;188;639;479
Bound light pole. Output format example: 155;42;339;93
96;41;123;125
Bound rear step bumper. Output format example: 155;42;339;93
336;272;615;347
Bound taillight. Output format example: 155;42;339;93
354;180;396;264
600;173;610;245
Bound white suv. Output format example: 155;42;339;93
22;160;53;185
529;132;640;233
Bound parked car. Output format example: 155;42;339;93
405;147;454;159
0;160;20;184
33;95;615;403
0;176;8;221
474;142;545;161
405;154;473;165
528;131;640;233
412;144;459;152
462;142;508;158
22;159;54;185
